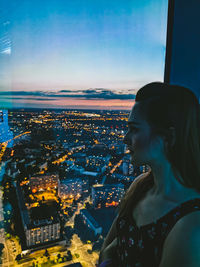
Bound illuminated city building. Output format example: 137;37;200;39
122;157;133;176
58;178;83;199
0;110;13;147
15;181;61;248
29;174;60;192
109;143;126;154
85;155;110;174
91;183;125;208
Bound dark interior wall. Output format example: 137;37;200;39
164;0;200;101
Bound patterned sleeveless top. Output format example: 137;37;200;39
115;197;200;267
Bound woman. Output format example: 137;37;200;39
98;82;200;267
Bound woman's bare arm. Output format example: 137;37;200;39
100;214;118;252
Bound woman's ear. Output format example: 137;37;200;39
164;126;176;151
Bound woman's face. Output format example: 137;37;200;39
123;102;165;166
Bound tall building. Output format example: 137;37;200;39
0;110;13;147
15;182;61;248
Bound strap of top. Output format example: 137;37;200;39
116;197;200;233
158;197;200;228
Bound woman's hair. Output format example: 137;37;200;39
117;81;200;218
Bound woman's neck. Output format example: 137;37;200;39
149;162;199;202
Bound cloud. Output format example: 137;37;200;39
0;96;57;101
60;89;83;93
0;91;46;96
0;88;136;100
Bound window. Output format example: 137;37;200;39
0;1;168;266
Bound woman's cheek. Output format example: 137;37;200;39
133;135;148;152
132;137;151;165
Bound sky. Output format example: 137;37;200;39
0;0;168;110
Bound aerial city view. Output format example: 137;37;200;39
0;108;151;266
0;0;168;266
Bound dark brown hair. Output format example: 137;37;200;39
117;81;200;218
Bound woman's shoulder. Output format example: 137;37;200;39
163;198;200;246
159;210;200;266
